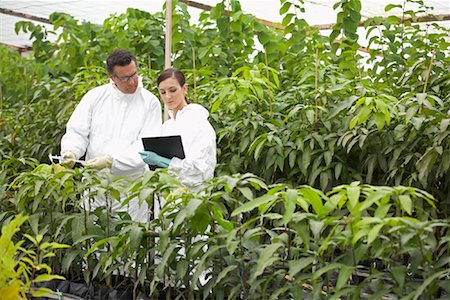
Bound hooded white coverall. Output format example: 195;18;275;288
61;78;162;222
156;103;216;285
162;103;216;189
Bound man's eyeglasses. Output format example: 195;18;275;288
114;71;139;82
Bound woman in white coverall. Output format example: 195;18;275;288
60;49;162;222
139;68;216;189
139;68;216;286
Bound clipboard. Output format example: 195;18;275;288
142;135;185;169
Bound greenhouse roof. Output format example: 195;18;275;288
1;0;449;51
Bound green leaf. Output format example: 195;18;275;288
173;209;187;231
138;265;148;286
253;243;283;279
412;270;447;300
156;243;177;279
312;263;342;280
281;13;295;26
230;21;242;33
211;98;223;113
226;176;240;192
185;198;203;218
349;115;358;129
176;260;189;280
288;150;296;168
62;249;82;273
282;189;297;225
212;207;234;231
231;194;277;217
358;189;390;212
258;31;271;45
386;15;401;24
215;265;238;287
238;187;253;200
390;265;406;289
31;287;55;297
440;119;450;132
373;112;386;130
300;187;324;215
310;219;324;240
279;2;292;15
288;257;315;277
336;265;355;290
33;274;65;283
367;223;383;244
129;225;143;250
85;237;114;256
346;186;360;209
352;227;370;245
374;204;391;219
357;105;371;124
417;148;438;181
385;4;403;12
226;229;238;255
335;162;343;180
398;195;412;215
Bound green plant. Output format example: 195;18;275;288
0;213;67;299
1;0;449;297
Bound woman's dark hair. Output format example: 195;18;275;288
106;49;136;75
157;67;185;86
157;68;191;103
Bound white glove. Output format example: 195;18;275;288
82;155;113;170
61;152;76;169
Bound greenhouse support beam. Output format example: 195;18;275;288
0;7;52;25
164;0;173;122
178;0;284;30
316;13;450;30
165;0;172;69
177;1;450;30
0;42;32;53
2;6;448;33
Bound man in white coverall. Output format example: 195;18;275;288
60;49;162;222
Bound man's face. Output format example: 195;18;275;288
110;60;139;94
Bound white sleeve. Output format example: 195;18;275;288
110;97;162;175
60;91;95;158
168;124;216;187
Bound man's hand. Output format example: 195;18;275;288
82;155;113;169
139;151;170;168
61;152;76;169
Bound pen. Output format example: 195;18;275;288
49;155;85;164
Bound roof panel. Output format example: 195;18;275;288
1;0;449;49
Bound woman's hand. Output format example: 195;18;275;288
139;151;170;168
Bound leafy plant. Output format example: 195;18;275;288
0;213;67;299
1;0;449;298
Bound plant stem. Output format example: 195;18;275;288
238;227;248;298
106;194;111;286
264;47;272;117
314;47;319;130
417;230;429;295
192;47;197;99
423;50;435;93
0;81;3;110
148;52;152;74
400;0;406;58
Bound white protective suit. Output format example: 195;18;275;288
156;103;216;286
162;103;216;189
61;77;162;222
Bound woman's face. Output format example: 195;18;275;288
158;77;188;112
